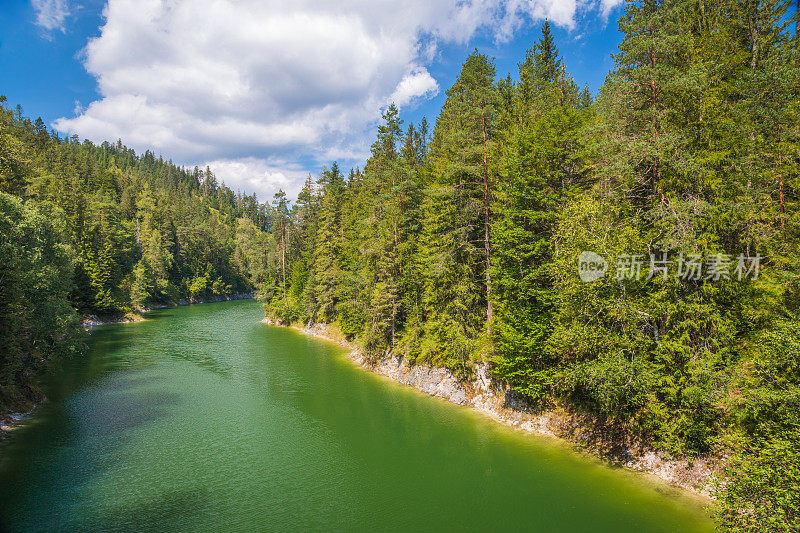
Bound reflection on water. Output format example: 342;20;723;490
0;300;713;532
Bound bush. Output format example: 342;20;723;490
715;320;800;530
0;193;83;405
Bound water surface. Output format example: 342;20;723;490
0;300;713;532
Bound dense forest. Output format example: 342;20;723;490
2;0;799;529
0;95;277;410
254;3;800;530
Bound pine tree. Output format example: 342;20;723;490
0;99;31;196
272;190;290;309
396;122;427;348
419;50;499;370
284;174;319;320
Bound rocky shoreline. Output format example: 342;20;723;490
81;292;255;327
263;317;718;499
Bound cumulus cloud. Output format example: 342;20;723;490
55;0;619;199
204;157;309;201
599;0;626;17
31;0;70;32
390;69;440;107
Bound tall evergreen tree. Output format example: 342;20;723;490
419;51;498;369
272;190;290;307
314;164;345;322
492;22;591;400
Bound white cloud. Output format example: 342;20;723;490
31;0;70;32
599;0;625;17
54;0;619;200
390;69;439;107
204;157;309;201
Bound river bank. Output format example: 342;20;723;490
81;292;255;327
263;317;719;499
0;396;41;444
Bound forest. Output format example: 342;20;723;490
0;96;275;410
2;0;799;529
259;2;800;528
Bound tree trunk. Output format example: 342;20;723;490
393;167;402;277
779;126;786;231
750;13;759;70
280;219;287;301
780;172;786;232
482;107;492;336
700;0;706;30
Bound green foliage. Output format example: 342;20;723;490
0;97;272;316
0;96;274;409
254;5;800;528
415;51;499;370
314;163;346;322
714;320;800;531
0;192;83;405
491;23;590;400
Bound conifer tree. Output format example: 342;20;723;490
491;22;591;399
313;164;345;322
357;106;408;353
420;51;498;369
272;190;290;308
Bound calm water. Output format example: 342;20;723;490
0;300;713;532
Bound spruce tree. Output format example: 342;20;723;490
272;190;290;310
492;22;591;400
313;164;345;322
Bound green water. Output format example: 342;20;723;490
0;300;714;532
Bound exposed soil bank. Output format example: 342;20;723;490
81;292;255;327
0;397;42;443
264;318;719;499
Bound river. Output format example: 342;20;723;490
0;299;714;532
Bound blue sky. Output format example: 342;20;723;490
0;0;625;200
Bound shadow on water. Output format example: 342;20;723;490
68;488;212;533
0;488;212;533
43;326;149;400
0;369;184;532
78;386;184;438
170;351;231;377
